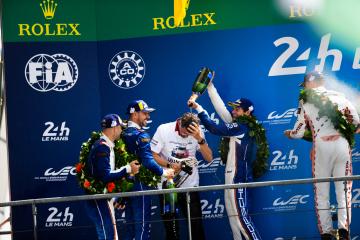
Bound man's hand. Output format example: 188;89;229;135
169;162;181;174
182;156;197;167
163;168;175;178
186;122;202;141
284;130;293;139
187;98;198;109
129;160;140;175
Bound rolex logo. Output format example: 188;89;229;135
40;0;58;20
18;0;81;37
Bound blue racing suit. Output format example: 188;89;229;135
122;121;164;240
196;84;262;240
85;135;130;240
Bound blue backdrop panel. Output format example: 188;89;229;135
4;22;360;239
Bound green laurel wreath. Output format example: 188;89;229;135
299;89;357;147
219;115;270;178
76;131;160;194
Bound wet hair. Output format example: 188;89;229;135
180;112;200;128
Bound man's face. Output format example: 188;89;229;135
113;126;122;140
138;111;150;127
178;125;191;138
231;107;251;119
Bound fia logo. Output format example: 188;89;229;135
268;33;360;76
108;50;145;89
25;53;78;92
270;150;298;171
42;121;70;141
273;195;309;206
45;207;73;227
201;198;224;219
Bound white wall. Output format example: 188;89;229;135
0;109;11;240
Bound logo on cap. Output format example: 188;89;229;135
127;100;155;114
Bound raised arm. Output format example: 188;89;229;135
207;82;232;123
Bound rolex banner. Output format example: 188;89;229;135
2;0;360;239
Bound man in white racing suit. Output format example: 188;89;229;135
284;71;360;240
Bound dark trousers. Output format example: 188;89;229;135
160;191;205;240
123;182;151;240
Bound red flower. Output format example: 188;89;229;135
75;163;84;173
107;182;115;193
83;180;91;189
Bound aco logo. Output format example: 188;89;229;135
108;50;145;89
24;53;78;92
18;0;81;37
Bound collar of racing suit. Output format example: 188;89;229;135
100;134;114;148
128;121;141;130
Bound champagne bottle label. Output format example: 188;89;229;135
192;67;214;94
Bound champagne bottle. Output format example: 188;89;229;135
189;67;214;106
163;179;178;214
192;67;214;94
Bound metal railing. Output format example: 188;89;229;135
1;175;359;239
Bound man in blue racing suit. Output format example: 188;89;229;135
188;82;262;240
85;114;140;240
122;100;174;240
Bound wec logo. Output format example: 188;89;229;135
268;108;297;120
261;108;297;125
353;150;360;157
34;166;75;182
198;157;223;174
273;195;309;206
25;53;78;92
44;166;76;176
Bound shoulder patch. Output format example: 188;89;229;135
226;122;238;129
141;138;150;143
99;139;109;146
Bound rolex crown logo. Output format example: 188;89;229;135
40;0;58;20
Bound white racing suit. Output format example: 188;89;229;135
197;84;261;240
289;86;359;234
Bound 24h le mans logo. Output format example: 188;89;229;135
108;50;145;89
